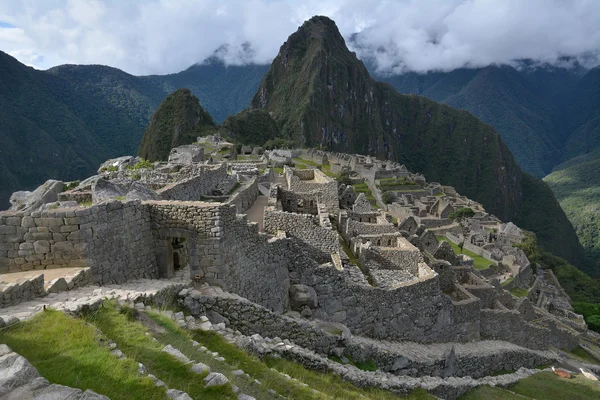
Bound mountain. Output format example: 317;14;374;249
237;15;586;270
372;63;587;178
138;89;216;161
545;159;600;271
0;52;265;209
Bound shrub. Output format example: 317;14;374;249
381;191;395;204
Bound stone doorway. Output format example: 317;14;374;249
156;228;200;279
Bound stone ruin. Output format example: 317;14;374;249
0;145;597;399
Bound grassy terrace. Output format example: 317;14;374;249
436;235;495;270
292;158;337;178
0;310;162;400
460;371;600;399
0;302;432;399
352;182;379;208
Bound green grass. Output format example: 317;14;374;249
436;236;495;270
274;167;284;174
352;183;379;208
293;157;321;167
509;287;530;297
459;385;525;399
509;371;600;399
569;346;600;365
91;303;235;399
0;310;161;400
264;357;433;400
502;277;515;287
461;371;600;399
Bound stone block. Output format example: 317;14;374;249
52;241;74;252
35;218;63;227
33;240;50;254
0;226;16;235
5;217;22;226
46;278;69;293
21;216;36;228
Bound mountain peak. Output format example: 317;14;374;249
138;88;216;161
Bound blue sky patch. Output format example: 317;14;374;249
0;21;15;28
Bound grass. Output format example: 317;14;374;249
293;157;321;167
90;302;235;399
502;277;515;287
509;287;530;297
265;357;433;400
460;371;600;399
0;310;161;400
352;183;379;208
437;235;495;270
509;371;600;399
274;167;284;174
569;346;600;365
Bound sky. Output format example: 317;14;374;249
0;0;599;76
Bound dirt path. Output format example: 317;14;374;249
246;195;268;231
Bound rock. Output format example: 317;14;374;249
98;156;141;174
161;345;191;364
433;241;460;265
79;390;111;400
289;284;318;310
300;306;313;318
92;178;126;204
138;363;147;375
46;278;69;294
0;351;40;395
238;394;256;400
9;180;65;212
199;321;213;331
1;316;20;327
111;349;124;358
168;145;205;164
166;388;193;400
232;369;245;376
204;372;229;387
126;182;160;201
190;362;210;374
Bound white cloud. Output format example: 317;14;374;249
0;0;598;75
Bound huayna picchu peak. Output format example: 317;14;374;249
237;16;585;270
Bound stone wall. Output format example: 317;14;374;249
344;219;397;239
292;259;477;343
157;164;227;200
0;274;44;308
226;179;258;214
446;232;494;261
263;208;341;263
0;201;157;284
480;309;551;350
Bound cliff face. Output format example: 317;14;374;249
138;88;216;161
247;16;585;267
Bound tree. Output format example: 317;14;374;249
448;207;475;253
381;191;395;204
337;170;352;186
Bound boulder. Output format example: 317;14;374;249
9;180;65;212
161;345;190;364
126;182;160;201
166;389;193;400
203;372;229;387
289;284;318;310
168;145;204;164
190;362;210;374
92;178;125;204
98;156;140;174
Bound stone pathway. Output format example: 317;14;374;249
245;194;268;232
0;270;190;323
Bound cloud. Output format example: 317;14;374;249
0;0;598;75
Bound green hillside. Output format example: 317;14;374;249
545;159;600;274
138;89;216;161
0;53;265;209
